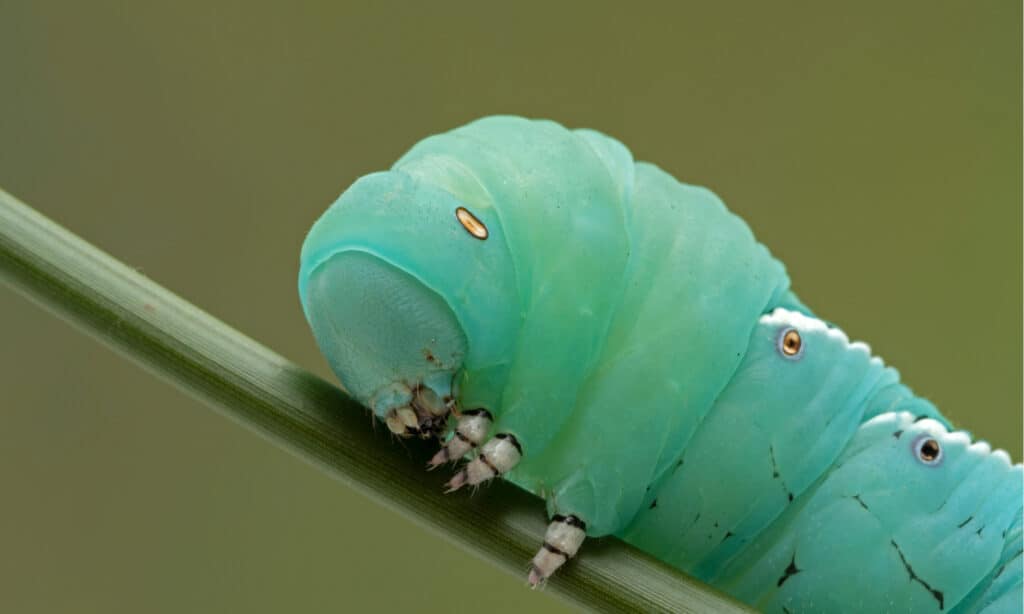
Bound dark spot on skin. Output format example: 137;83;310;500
649;499;658;510
975;526;985;538
893;430;904;439
461;408;492;419
770;446;781;478
645;485;650;492
913;415;930;423
714;522;719;528
957;516;973;529
720;531;734;544
422;348;437;364
542;541;568;559
556;515;586;530
782;607;793;614
769;446;795;501
777;555;801;588
494;432;522;455
478;453;499;476
853;495;870;511
891;539;944;609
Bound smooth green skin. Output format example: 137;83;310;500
298;116;1022;610
301;116;790;535
619;309;890;581
714;412;1023;613
509;160;789;533
952;515;1023;613
394;120;634;457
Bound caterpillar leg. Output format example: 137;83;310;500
428;409;492;468
444;433;522;492
375;373;456;438
528;515;587;587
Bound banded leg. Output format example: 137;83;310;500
428;409;492;469
444;433;522;492
528;515;586;588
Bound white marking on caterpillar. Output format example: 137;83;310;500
529;515;586;588
445;433;521;492
428;409;492;469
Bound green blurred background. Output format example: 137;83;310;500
1;2;1019;613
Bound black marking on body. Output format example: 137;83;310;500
769;445;796;501
975;526;985;538
478;454;499;476
673;457;685;474
891;539;945;609
461;408;492;418
495;432;523;454
552;514;586;530
543;541;569;560
782;606;793;614
649;499;658;510
454;430;475;446
776;555;801;588
853;495;870;511
957;516;973;529
913;415;930;423
893;430;904;439
720;531;734;544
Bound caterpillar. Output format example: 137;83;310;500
297;116;1021;613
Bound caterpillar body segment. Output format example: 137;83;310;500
298;116;1021;612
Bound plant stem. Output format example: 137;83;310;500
0;188;751;613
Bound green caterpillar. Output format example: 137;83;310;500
298;116;1021;613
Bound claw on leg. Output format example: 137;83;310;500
428;409;492;469
384;406;419;437
411;385;452;438
528;515;586;588
375;376;456;439
444;432;521;492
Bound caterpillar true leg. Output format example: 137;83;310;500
371;382;419;437
444;433;522;492
373;374;456;438
428;409;492;469
528;514;586;588
409;372;457;439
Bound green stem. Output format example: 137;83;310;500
0;188;751;614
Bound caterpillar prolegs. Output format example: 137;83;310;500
298;117;1021;613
